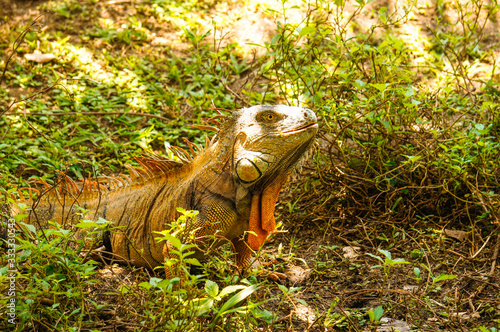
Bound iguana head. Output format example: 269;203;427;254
226;105;318;249
231;105;318;186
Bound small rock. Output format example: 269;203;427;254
294;303;316;323
377;317;412;332
403;285;419;293
24;53;57;63
286;265;311;285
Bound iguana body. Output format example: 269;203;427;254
7;105;318;270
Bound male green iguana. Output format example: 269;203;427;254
5;105;318;273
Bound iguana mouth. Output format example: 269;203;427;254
282;122;318;134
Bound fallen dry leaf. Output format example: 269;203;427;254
343;246;361;259
444;229;467;242
24;53;57;63
449;311;480;320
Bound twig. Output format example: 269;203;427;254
20;104;57;143
471;234;492;259
3;111;172;122
491;233;499;276
0;15;45;121
0;15;43;87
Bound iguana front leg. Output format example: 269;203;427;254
162;199;238;277
231;236;254;269
232;236;287;281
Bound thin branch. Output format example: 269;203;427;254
3;111;172;122
0;15;44;118
0;15;43;87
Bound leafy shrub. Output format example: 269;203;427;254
262;0;499;230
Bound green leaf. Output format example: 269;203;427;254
18;249;31;260
14;214;29;222
138;281;152;290
299;26;316;37
404;155;422;163
378;249;392;260
434;274;457;282
149;277;163;287
294;298;307;305
179;244;198;253
119;285;130;294
96;217;111;225
157;279;170;290
379;119;392;132
404;86;415;97
184;258;202;266
354;79;366;88
0;266;9;276
196;298;214;316
369;83;389;92
219;285;247;298
19;221;36;234
373;306;384;321
216;284;259;319
366;252;384;263
205;280;219;298
160;233;181;249
74;221;99;228
368;310;375;322
390;258;409;265
245;42;264;47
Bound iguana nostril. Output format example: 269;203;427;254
304;109;317;122
303;109;316;121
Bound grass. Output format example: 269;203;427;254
1;0;500;331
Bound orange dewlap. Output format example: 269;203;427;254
247;174;288;250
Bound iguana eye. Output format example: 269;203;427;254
258;111;281;123
264;113;275;121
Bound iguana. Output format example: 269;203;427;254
4;105;318;273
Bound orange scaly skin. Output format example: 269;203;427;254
6;105;318;271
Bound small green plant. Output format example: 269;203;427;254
366;249;410;278
144;209;272;330
410;248;424;260
153;209;203;281
0;206;102;330
478;327;498;332
420;264;457;295
367;305;384;325
321;298;347;329
412;267;422;283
